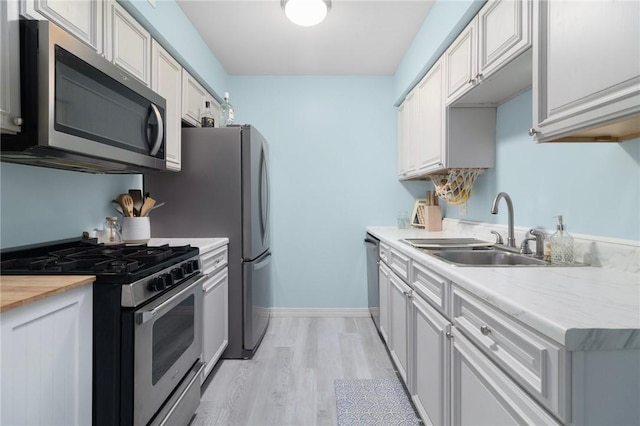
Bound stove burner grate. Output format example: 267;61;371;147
124;247;174;264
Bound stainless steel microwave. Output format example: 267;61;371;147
1;20;167;173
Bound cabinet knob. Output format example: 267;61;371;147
446;331;453;339
403;289;413;298
13;117;23;126
528;128;538;136
480;325;491;336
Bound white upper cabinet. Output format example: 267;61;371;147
444;18;477;105
151;40;182;171
205;93;221;128
477;0;531;81
398;81;496;178
532;0;640;142
397;91;418;179
446;0;532;106
181;71;208;127
104;1;151;86
415;59;444;174
398;60;444;180
0;0;21;134
20;0;103;51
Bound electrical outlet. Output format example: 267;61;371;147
458;202;467;216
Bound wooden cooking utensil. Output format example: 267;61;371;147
117;194;134;217
129;189;143;216
139;197;156;217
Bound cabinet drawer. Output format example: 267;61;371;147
451;328;561;426
379;242;390;265
411;260;449;317
200;246;228;275
452;287;566;420
389;247;410;283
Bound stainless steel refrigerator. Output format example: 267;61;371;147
143;125;272;359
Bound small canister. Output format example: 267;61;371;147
103;217;123;245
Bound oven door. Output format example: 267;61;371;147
133;273;206;426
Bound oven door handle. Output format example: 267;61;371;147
137;273;208;325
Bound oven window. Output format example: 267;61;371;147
152;294;195;385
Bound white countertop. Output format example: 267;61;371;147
148;237;228;254
367;226;640;351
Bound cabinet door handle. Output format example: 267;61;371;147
480;325;491;336
529;128;538;136
13;117;23;126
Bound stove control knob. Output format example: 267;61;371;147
163;273;174;287
182;262;193;275
149;276;166;292
190;259;200;272
173;267;184;280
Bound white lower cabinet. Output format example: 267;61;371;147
389;271;410;383
378;262;391;344
411;293;451;426
202;268;228;379
379;248;563;425
200;244;229;380
377;239;640;425
0;284;93;426
451;327;560;425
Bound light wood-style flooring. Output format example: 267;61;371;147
193;316;396;426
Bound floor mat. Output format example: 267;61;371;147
334;378;421;426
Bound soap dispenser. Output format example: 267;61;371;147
550;215;574;264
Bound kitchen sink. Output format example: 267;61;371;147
428;249;550;266
402;238;493;249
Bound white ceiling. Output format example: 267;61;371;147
176;0;435;75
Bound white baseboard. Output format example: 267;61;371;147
270;308;370;318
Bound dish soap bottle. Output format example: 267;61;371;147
550;215;574;264
219;92;234;126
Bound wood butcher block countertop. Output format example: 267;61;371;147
0;276;95;313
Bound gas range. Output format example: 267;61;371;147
0;238;200;306
1;238;205;426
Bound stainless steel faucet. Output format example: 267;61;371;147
491;192;516;248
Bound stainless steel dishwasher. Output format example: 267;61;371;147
364;233;380;332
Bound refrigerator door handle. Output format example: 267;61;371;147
259;144;270;244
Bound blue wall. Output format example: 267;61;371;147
443;90;640;240
229;76;425;307
0;163;140;248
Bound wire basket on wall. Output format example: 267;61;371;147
430;168;485;205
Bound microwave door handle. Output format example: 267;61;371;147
148;103;164;156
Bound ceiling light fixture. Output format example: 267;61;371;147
281;0;331;27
